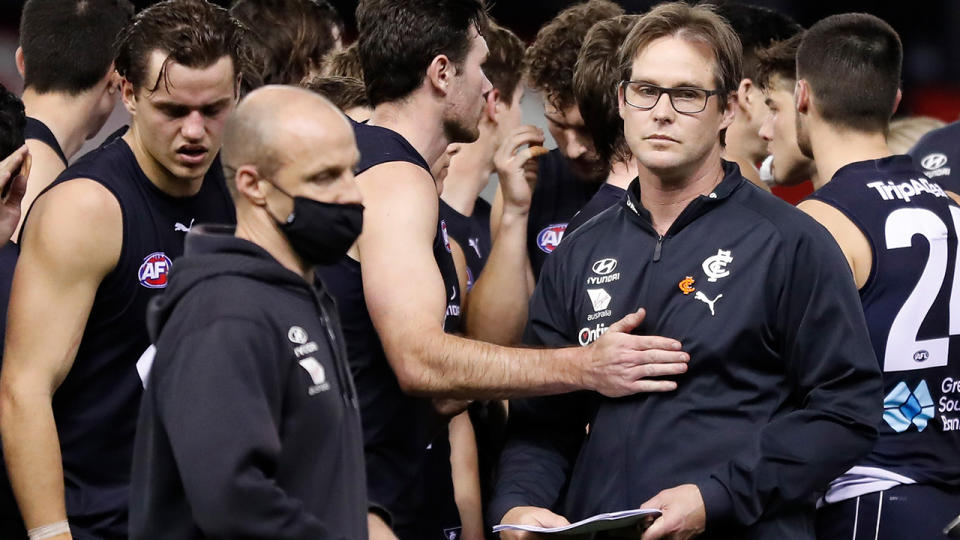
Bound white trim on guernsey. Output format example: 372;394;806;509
820;466;916;506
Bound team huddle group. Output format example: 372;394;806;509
0;0;956;539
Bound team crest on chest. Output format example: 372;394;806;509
702;249;733;282
138;252;172;289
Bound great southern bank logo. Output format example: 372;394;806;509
883;380;935;432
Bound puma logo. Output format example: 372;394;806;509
468;237;482;259
174;218;195;233
694;291;722;316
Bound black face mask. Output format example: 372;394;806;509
266;183;364;266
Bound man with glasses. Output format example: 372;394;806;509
491;4;882;539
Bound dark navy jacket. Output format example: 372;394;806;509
910;120;960;193
130;229;367;539
492;162;883;539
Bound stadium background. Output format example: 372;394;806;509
0;0;957;199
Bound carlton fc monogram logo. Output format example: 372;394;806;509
702;249;733;282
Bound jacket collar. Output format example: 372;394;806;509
623;160;746;236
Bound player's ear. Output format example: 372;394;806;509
736;78;753;111
891;88;903;116
120;77;138;115
795;79;810;115
427;54;453;95
14;47;25;78
486;88;500;123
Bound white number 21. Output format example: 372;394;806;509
883;206;960;372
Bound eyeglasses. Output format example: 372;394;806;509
620;81;722;114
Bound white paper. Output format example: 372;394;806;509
493;508;661;535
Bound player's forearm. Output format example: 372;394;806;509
466;210;533;344
393;331;580;399
0;387;69;531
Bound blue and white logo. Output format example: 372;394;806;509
883;380;935;432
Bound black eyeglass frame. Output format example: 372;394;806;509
619;81;723;114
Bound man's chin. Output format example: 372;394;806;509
567;158;605;183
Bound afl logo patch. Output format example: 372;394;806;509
537;223;567;253
440;220;452;253
138;252;172;289
921;153;948;171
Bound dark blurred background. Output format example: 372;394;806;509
1;0;958;119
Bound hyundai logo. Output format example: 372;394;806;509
921;153;948;171
591;258;618;275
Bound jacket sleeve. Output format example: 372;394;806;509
488;252;597;524
696;225;884;528
155;317;345;539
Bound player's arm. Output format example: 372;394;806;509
678;227;882;533
0;179;121;538
797;199;872;288
466;126;543;345
449;412;483;540
356;162;689;399
12;140;67;241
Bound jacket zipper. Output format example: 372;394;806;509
653;234;664;262
315;293;359;409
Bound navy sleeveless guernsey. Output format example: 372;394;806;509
527;148;601;279
24;117;68;166
808;155;960;502
11;136;235;538
438;197;491;290
315;121;463;539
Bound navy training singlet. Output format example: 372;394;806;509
527;148;602;279
439;197;491;290
809;155;960;501
24;117;68;167
315;120;462;539
10;135;235;538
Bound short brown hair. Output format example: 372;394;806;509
797;13;901;133
481;21;525;103
755;32;803;92
302;76;370;112
321;43;364;80
230;0;343;93
617;2;742;110
574;15;637;170
525;0;624;109
115;0;249;92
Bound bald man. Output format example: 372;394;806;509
129;85;369;539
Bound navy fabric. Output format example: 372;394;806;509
24;117;68;166
315;120;462;539
808;155;960;488
6;137;234;538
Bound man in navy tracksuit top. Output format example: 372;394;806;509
130;86;368;539
910;120;960;196
792;15;960;540
492;5;882;539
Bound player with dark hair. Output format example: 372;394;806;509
712;2;801;189
564;14;639;234
0;1;242;537
755;33;819;188
493;3;880;539
468;0;623;346
230;0;344;94
793;13;960;540
315;1;689;538
302;75;371;122
12;0;134;241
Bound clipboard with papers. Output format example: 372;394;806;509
493;508;661;536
